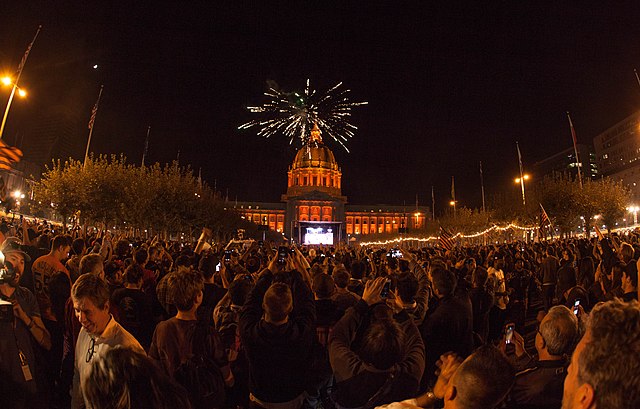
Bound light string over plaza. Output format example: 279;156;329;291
360;223;537;246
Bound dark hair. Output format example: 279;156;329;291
431;268;456;297
115;239;132;258
395;272;418;303
104;261;122;282
624;266;638;288
350;261;365;279
80;253;104;276
312;273;335;299
134;248;148;265
332;268;351;289
51;234;72;251
174;255;193;270
229;279;253;306
84;347;192;409
263;282;292;322
72;273;110;309
359;319;405;370
124;264;144;285
71;238;85;256
472;266;489;288
198;253;219;280
168;270;204;311
455;345;515;409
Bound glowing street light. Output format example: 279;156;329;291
515;174;531;206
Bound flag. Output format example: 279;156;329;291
88;85;104;130
539;203;554;239
0;139;23;170
594;224;604;241
439;226;455;250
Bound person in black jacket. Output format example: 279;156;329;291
239;253;316;408
329;277;425;409
420;267;473;389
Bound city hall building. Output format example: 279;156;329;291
232;125;429;244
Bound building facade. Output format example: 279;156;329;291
532;143;599;181
233;125;429;241
593;110;640;199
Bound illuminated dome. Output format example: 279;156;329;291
291;124;340;171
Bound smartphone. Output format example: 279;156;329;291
224;250;232;261
277;246;288;265
504;323;515;344
215;262;221;272
573;300;581;315
381;279;391;298
258;240;264;248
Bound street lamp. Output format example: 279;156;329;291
514;174;530;206
449;200;457;218
0;76;28;140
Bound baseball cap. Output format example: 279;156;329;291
1;237;32;263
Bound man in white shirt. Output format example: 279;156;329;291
70;273;144;409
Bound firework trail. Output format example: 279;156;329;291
239;79;367;152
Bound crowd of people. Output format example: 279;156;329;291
1;217;640;409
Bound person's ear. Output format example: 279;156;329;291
445;384;457;402
104;300;110;312
576;383;595;409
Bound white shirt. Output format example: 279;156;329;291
71;315;145;409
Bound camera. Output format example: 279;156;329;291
504;323;515;344
0;261;15;285
224;250;233;261
0;298;12;322
573;299;581;315
277;246;288;265
380;279;392;298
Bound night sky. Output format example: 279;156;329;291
2;2;640;213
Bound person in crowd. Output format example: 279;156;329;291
381;345;515;409
331;267;360;311
488;255;509;341
83;347;192;409
469;265;493;345
32;234;72;322
71;273;144;408
329;277;425;408
621;266;638;302
508;305;578;409
396;251;431;325
0;239;51;409
239;253;315;408
197;251;228;326
66;238;86;283
111;264;156;350
561;299;640;409
541;247;560;311
556;249;577;305
507;258;534;329
420;267;473;388
79;253;104;278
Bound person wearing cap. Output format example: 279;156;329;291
0;239;52;409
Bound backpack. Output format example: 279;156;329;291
174;322;226;409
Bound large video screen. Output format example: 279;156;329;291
304;226;334;245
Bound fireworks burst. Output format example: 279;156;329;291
238;79;367;152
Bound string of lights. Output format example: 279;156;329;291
359;223;537;246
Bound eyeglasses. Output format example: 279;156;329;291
85;337;96;363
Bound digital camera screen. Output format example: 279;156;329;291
304;226;334;245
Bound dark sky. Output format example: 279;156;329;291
2;2;640;212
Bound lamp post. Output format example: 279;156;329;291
449;200;457;218
0;25;42;140
0;77;28;140
514;174;530;206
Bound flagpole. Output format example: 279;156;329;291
431;186;435;221
141;125;150;166
451;176;456;218
479;161;486;213
635;69;640;88
516;142;527;206
566;112;583;188
0;25;42;140
84;85;104;169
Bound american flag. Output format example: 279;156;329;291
539;203;553;238
439;226;455;250
0;139;23;170
88;85;104;130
